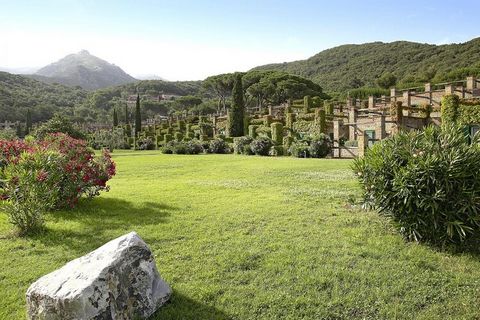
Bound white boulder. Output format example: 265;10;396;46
26;231;171;319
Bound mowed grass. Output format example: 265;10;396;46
1;151;480;319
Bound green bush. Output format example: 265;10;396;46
136;137;155;150
1;135;116;234
208;138;230;154
161;140;203;155
353;125;480;245
161;142;174;154
289;141;310;158
34;114;86;140
186;140;204;154
2;151;63;234
269;145;284;156
233;136;254;155
309;134;332;158
250;137;273;156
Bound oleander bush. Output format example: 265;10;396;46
161;141;175;154
353;125;480;245
186;140;204;154
289;141;310;158
233;136;254;155
0;133;116;234
136;137;155;150
309;134;332;158
250;137;273;156
208;138;230;154
172;141;189;154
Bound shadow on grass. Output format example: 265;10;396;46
151;290;232;320
30;197;178;255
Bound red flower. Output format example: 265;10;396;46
36;170;48;182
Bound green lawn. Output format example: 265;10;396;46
1;151;480;319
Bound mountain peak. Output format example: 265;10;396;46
35;51;136;90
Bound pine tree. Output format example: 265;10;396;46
227;73;245;137
113;108;118;127
25;109;32;135
135;94;141;136
124;103;129;124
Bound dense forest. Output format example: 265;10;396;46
0;70;325;124
0;72;87;123
0;73;204;124
2;38;480;125
253;37;480;93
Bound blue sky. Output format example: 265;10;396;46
1;0;479;80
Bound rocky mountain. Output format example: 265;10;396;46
33;50;137;90
253;38;480;93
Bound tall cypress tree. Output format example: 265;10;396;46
25;109;32;135
113;108;118;127
124;103;129;124
135;94;141;136
227;73;245;137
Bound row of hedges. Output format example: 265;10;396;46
161;138;230;155
233;134;332;158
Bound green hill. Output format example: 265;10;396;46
0;71;87;123
0;72;203;123
253;38;480;93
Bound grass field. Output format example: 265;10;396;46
1;151;480;319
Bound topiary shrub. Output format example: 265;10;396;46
353;124;480;245
250;137;273;156
164;134;173;144
208;138;230;154
270;122;284;145
309;134;332;158
174;132;183;141
233;136;253;155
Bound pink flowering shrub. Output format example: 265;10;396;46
0;133;116;234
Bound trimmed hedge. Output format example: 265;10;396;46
271;122;284;145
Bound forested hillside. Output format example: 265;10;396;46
0;72;87;123
253;38;480;92
0;72;204;123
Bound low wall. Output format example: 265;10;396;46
333;146;359;158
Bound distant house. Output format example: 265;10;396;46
160;94;180;101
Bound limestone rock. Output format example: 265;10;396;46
26;231;171;319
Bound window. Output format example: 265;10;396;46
365;130;376;148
